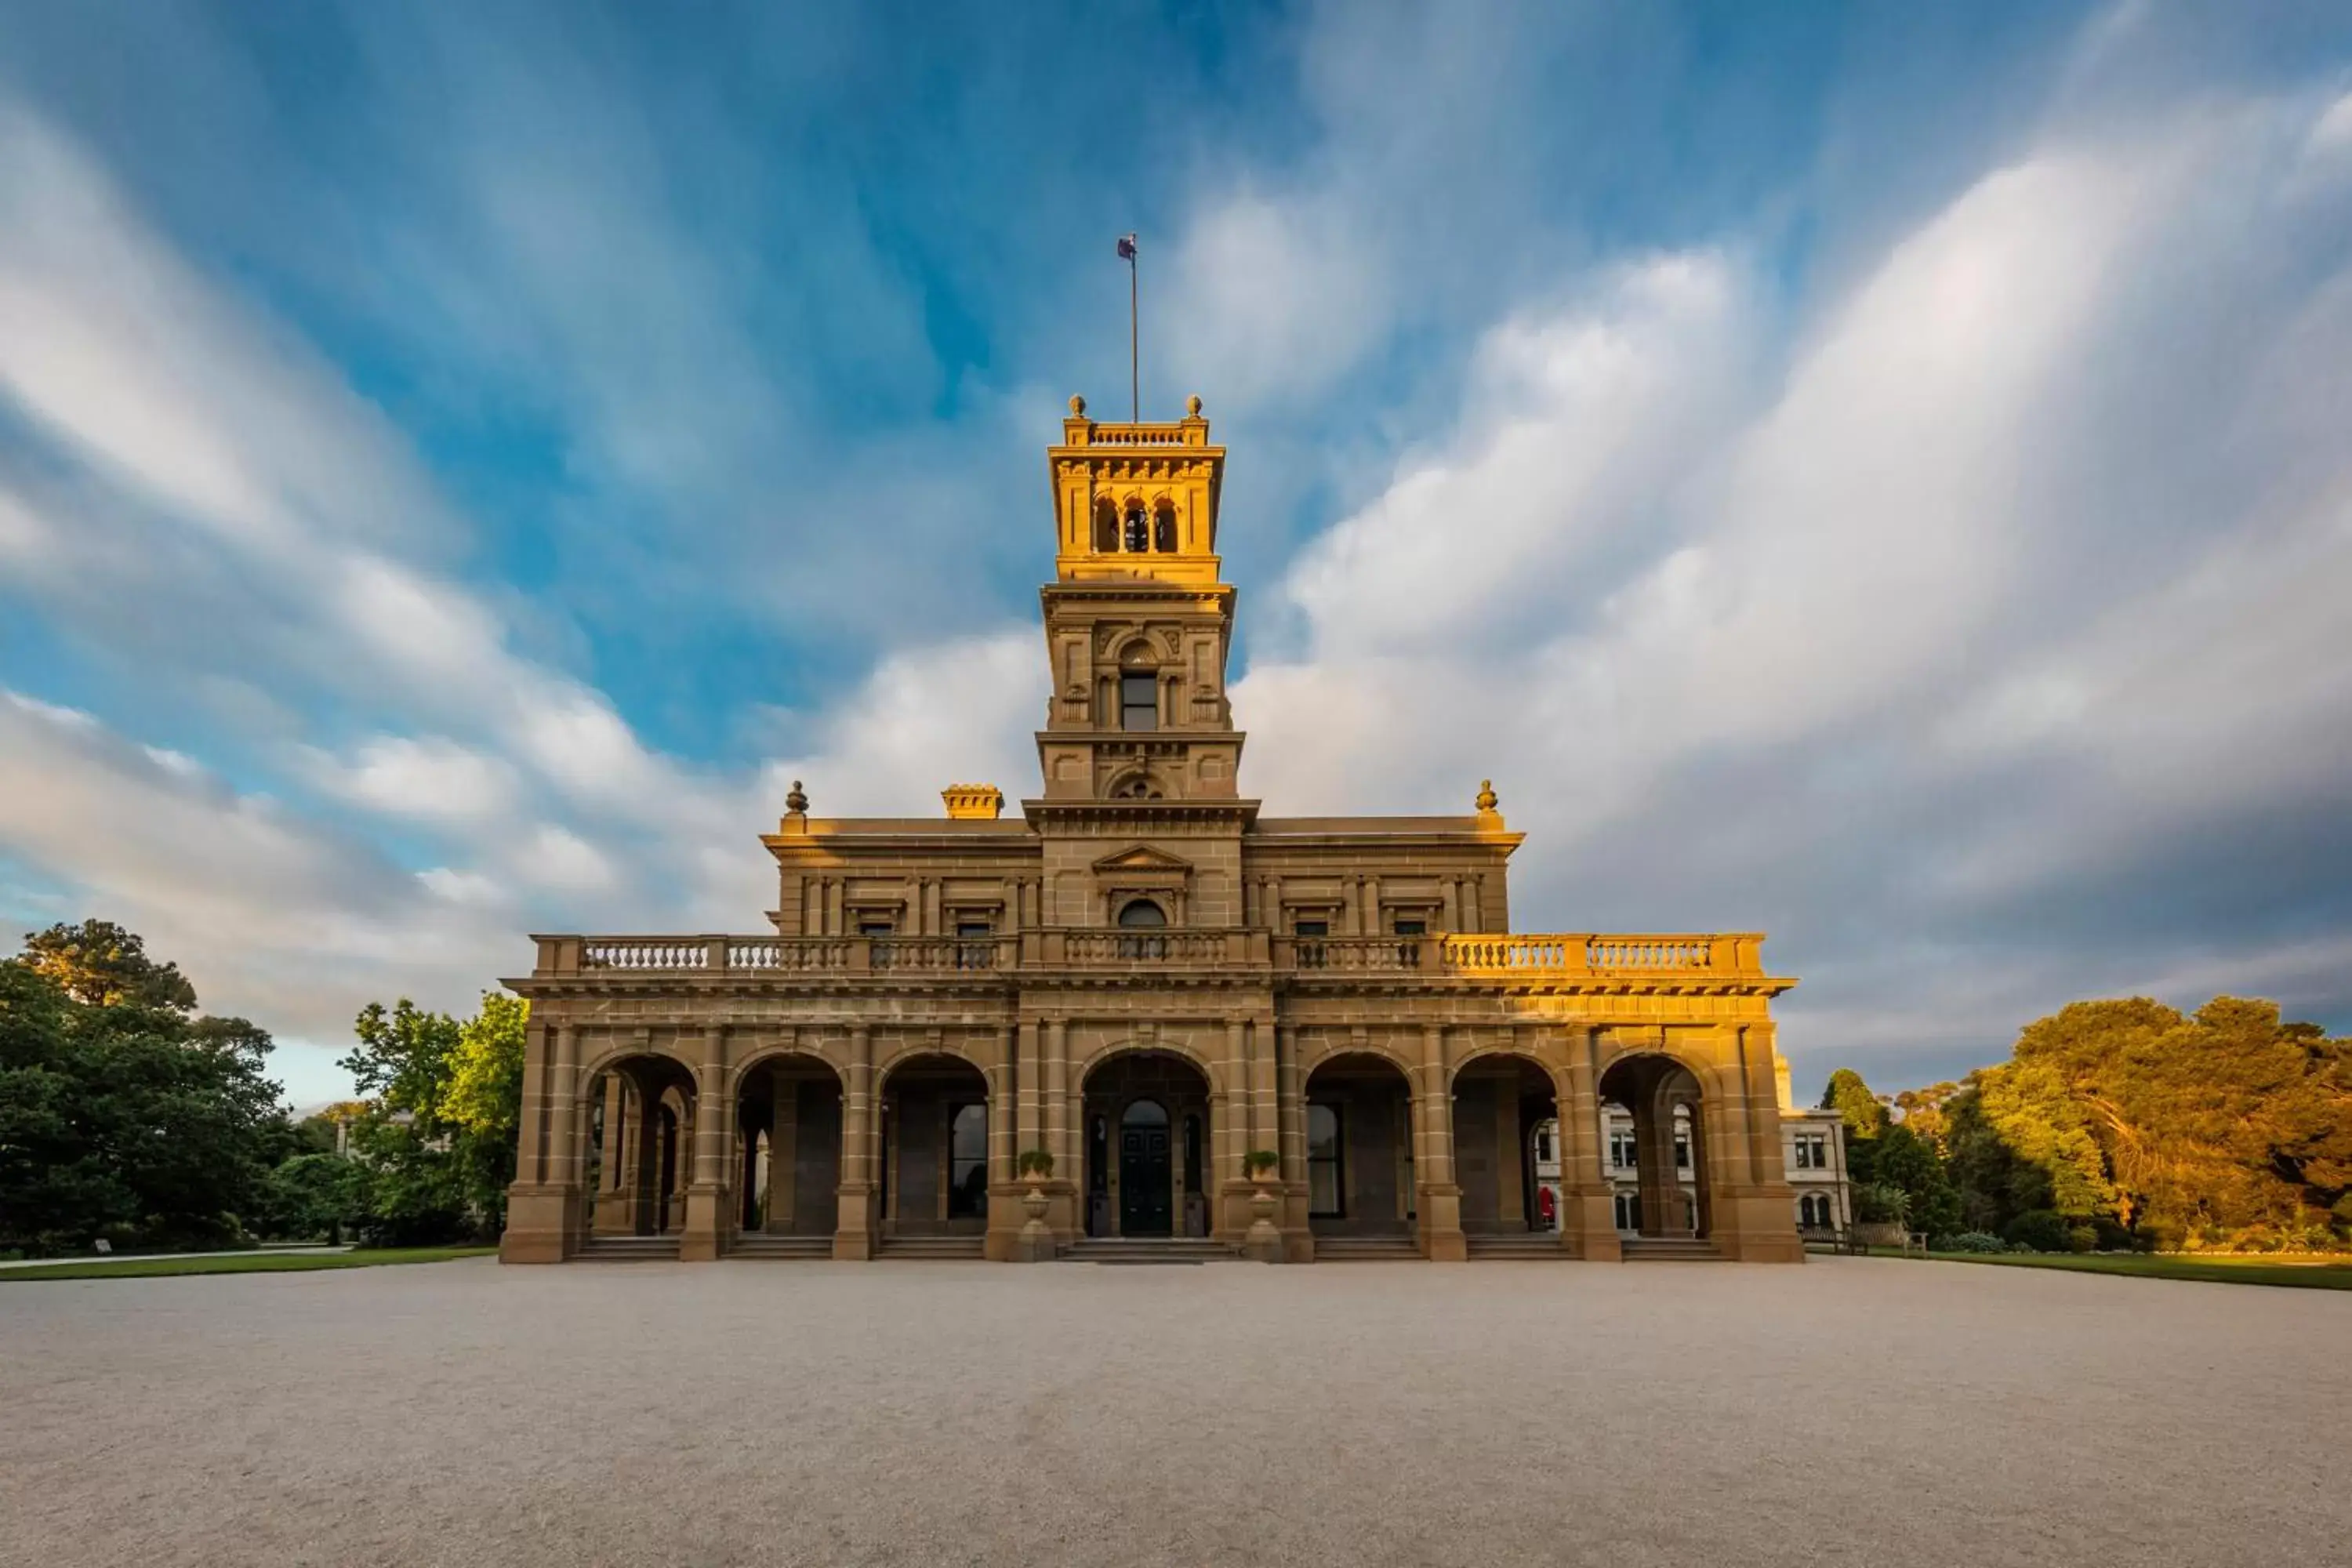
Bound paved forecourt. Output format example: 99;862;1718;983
1;1256;2342;1568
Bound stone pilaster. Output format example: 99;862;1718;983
1555;1027;1621;1261
1418;1024;1465;1261
680;1025;731;1261
835;1025;876;1259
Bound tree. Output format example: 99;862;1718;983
0;929;289;1254
1820;1066;1890;1184
1919;996;2350;1252
19;920;197;1010
1871;1123;1963;1238
336;992;528;1244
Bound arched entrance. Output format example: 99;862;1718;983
1452;1054;1559;1235
735;1055;844;1236
1301;1053;1416;1238
880;1054;992;1237
582;1053;697;1237
1082;1051;1211;1238
1597;1054;1709;1238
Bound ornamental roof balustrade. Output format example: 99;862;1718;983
527;931;1777;985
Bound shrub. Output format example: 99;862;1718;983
1936;1231;2006;1253
1016;1148;1054;1179
1243;1149;1280;1178
1853;1182;1910;1225
2002;1209;2073;1253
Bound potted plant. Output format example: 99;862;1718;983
1242;1149;1280;1188
1017;1148;1055;1218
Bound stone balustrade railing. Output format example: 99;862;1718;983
534;930;1766;981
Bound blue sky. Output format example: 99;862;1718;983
3;2;2351;1108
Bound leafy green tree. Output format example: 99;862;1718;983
1871;1123;1963;1237
336;992;528;1244
1820;1066;1890;1184
261;1152;370;1243
1924;996;2350;1251
0;929;288;1254
20;920;197;1010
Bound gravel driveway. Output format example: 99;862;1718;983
1;1254;2341;1566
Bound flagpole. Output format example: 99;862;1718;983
1128;244;1139;423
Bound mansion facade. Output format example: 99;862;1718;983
500;397;1810;1265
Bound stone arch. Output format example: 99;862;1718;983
579;1036;700;1087
727;1044;846;1091
1450;1047;1561;1239
1072;1036;1227;1098
1105;766;1166;800
1150;495;1178;552
729;1047;847;1236
579;1050;699;1239
1092;495;1119;553
1293;1030;1417;1083
1080;1045;1216;1239
1301;1051;1417;1239
1595;1051;1711;1240
874;1035;1001;1091
1116;635;1160;670
877;1050;995;1238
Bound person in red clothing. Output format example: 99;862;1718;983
1535;1185;1557;1229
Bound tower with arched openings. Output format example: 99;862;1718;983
500;397;1834;1266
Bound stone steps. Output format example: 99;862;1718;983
877;1235;988;1260
1620;1236;1721;1261
728;1234;835;1261
575;1235;681;1262
1465;1233;1570;1260
1068;1237;1234;1265
1312;1235;1423;1261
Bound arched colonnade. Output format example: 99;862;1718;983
510;1019;1797;1261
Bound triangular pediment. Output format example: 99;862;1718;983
1091;844;1194;875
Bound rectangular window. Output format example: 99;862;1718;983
1610;1130;1638;1170
1392;917;1426;936
947;1103;988;1219
954;920;993;970
1307;1102;1343;1216
858;920;893;938
1674;1136;1691;1171
1120;673;1158;731
1294;918;1329;937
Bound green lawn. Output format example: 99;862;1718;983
0;1247;495;1281
1911;1249;2352;1290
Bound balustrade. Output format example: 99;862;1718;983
541;928;1762;981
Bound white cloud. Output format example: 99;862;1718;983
1161;189;1389;412
302;735;521;823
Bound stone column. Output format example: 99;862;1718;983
1555;1028;1622;1260
680;1025;731;1261
550;1022;582;1249
499;1018;571;1263
1214;1018;1250;1243
985;1025;1020;1261
594;1076;631;1233
1419;1025;1465;1260
834;1025;876;1259
1633;1079;1681;1237
768;1073;799;1234
1276;1025;1311;1261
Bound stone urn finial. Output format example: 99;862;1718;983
1475;779;1498;813
786;779;809;815
1069;394;1087;416
1185;394;1203;417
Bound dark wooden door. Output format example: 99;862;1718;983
1120;1124;1173;1236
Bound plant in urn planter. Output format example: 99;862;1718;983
1014;1149;1056;1261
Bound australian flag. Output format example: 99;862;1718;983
1116;233;1138;260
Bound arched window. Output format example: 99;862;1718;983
1122;1097;1168;1127
1152;500;1177;553
1114;898;1167;959
1093;497;1119;554
1111;775;1162;800
1123;500;1149;553
1116;899;1167;927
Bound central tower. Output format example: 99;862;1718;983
1034;394;1244;804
